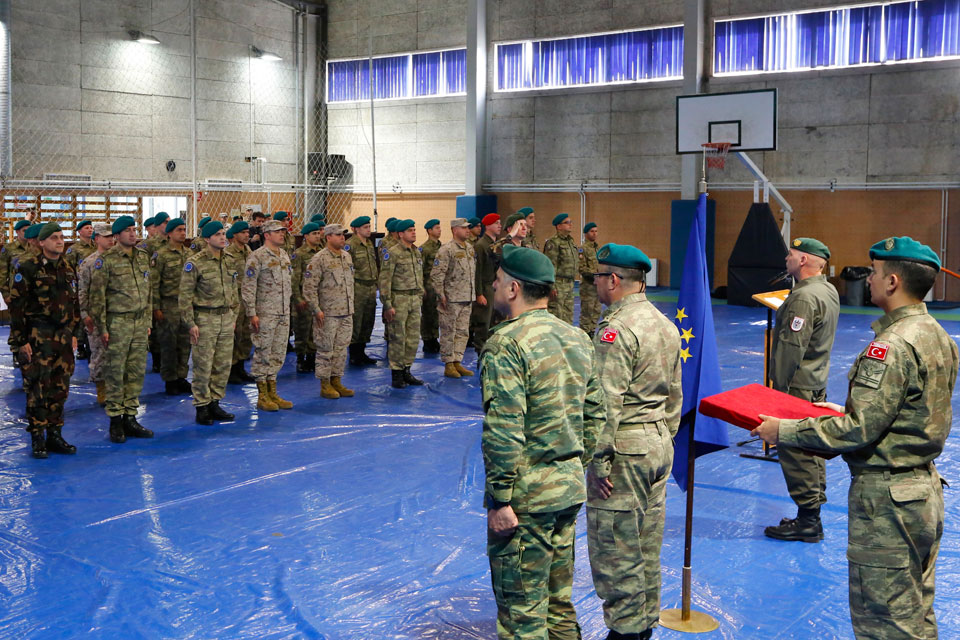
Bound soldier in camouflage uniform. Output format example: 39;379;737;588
188;216;212;254
754;236;959;640
0;220;33;305
585;243;681;640
419;219;443;354
151;218;193;396
180;221;239;426
470;214;501;352
518;207;540;251
578;222;602;336
431;218;476;379
224;221;255;383
466;217;482;247
140;216;163;373
89;215;155;444
543;213;579;324
242;220;294;411
481;244;604;640
65;219;96;270
764;237;840;543
272;211;297;255
148;211;170;255
78;223;116;406
492;213;527;259
379;219;425;388
292;222;324;373
304;224;355;399
8;222;82;459
346;215;379;366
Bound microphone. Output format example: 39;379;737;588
767;270;792;286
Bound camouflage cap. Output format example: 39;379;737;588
37;221;62;241
790;237;830;260
552;213;570;226
350;215;370;228
869;236;941;271
165;218;185;233
597;242;652;272
93;222;113;237
324;223;346;236
200;220;224;238
424;218;440;230
501;243;555;285
24;223;43;239
394;219;415;232
262;220;286;233
111;215;136;235
583;222;597;233
450;218;469;229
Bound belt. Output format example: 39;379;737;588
162;295;179;302
394;288;420;294
355;278;377;285
852;462;934;477
108;309;146;316
195;306;231;315
617;420;665;433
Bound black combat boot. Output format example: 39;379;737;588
76;341;90;360
208;401;235;421
46;428;77;454
359;346;377;365
30;431;48;459
166;380;181;395
606;630;652;640
423;338;440;354
391;369;407;389
403;366;424;386
109;415;127;443
349;344;362;366
237;363;255;382
123;415;154;439
177;378;192;394
195;404;214;426
764;508;823;542
228;362;243;385
307;351;317;371
151;351;161;373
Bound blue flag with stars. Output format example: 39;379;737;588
672;193;729;489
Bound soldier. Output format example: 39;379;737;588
8;222;82;459
309;213;328;249
346;215;379;365
578;222;602;336
78;223;116;407
180;221;239;426
24;223;43;255
224;220;255;384
466;217;482;247
292;222;324;373
764;237;840;543
481;244;604;640
469;213;501;352
381;217;399;257
189;216;212;254
151;218;192;396
754;236;958;640
304;224;355;399
431;218;476;379
242;219;294;411
543;213;579;324
518;206;540;251
65;219;96;270
379;218;425;389
0;220;32;301
148;211;170;255
491;213;527;258
138;216;155;252
272;211;297;255
248;211;267;252
87;215;155;444
420;218;443;354
585;243;681;640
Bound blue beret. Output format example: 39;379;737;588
273;211;288;221
301;222;320;235
597;242;652;272
143;216;156;228
310;213;326;224
200;220;224;238
518;207;534;216
226;220;248;239
24;223;42;239
350;215;371;228
467;217;481;228
552;213;570;226
395;219;415;232
198;216;211;228
425;218;440;230
76;220;92;231
38;222;62;241
154;211;169;224
790;237;830;259
583;222;597;233
165;218;185;233
501;244;555;285
869;236;941;271
112;215;136;235
14;220;30;231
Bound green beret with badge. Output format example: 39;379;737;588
597;242;652;272
165;218;185;233
790;237;831;260
112;215;136;235
310;213;326;224
37;221;61;241
386;219;399;232
552;213;569;226
143;216;155;228
869;236;941;271
198;216;212;229
300;222;320;236
350;215;370;228
154;211;170;224
424;218;440;230
501;244;555;285
394;219;415;232
200;220;224;238
467;217;481;228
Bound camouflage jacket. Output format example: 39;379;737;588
65;238;96;270
0;239;30;300
346;236;379;283
771;274;840;392
578;239;599;284
223;242;251;293
379;242;423;311
77;248;103;320
304;247;354;317
88;244;152;333
242;245;291;317
480;308;605;512
179;246;240;328
430;239;475;303
474;234;498;290
523;228;540;252
9;253;81;349
146;234;166;256
543;233;579;280
290;243;322;306
420;237;442;291
151;242;190;308
780;303;959;471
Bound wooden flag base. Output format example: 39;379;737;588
660;608;720;633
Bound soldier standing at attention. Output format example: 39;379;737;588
291;222;324;373
272;211;297;255
142;216;162;373
78;223;115;407
149;212;170;254
518;207;540;251
9;222;82;459
346;215;379;366
431;218;476;379
309;213;328;248
138;216;155;251
0;220;32;301
380;217;399;257
585;243;681;640
544;213;579;324
180;221;238;426
469;213;501;353
420;218;443;354
578;222;602;336
304;224;355;399
481;244;604;640
225;221;255;384
466;217;482;247
754;237;958;640
242;219;294;412
65;219;96;270
88;215;155;444
189;216;212;254
764;238;840;543
379;219;425;389
151;218;192;396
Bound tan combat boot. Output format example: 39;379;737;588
320;378;340;399
454;362;474;377
269;380;293;409
95;381;106;406
444;362;461;378
257;380;279;411
330;376;354;397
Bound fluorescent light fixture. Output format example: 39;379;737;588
128;30;161;45
251;45;281;62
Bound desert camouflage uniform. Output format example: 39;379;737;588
242;246;292;382
78;248;107;382
420;237;442;345
224;242;252;364
151;242;192;383
379;242;423;370
543;233;579;324
577;239;602;335
346;236;379;349
291;242;322;357
430;238;475;364
304;247;354;379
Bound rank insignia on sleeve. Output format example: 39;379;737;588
600;328;618;343
866;341;889;361
184;262;194;272
246;267;255;277
94;258;103;270
13;273;21;283
790;317;805;332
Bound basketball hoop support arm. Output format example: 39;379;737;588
735;151;793;244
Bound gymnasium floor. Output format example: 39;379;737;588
1;295;959;639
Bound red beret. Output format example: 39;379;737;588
481;213;500;226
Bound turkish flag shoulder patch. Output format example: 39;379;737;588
600;328;619;344
865;341;889;361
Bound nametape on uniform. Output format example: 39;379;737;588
865;341;889;361
600;328;618;343
790;317;805;332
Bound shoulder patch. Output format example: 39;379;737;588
790;316;805;332
305;270;311;278
152;251;159;260
94;258;103;270
13;272;21;283
418;246;423;252
344;244;350;251
184;262;194;272
66;247;73;254
865;341;889;361
600;328;619;344
854;357;887;389
578;247;583;253
246;267;255;277
383;252;389;261
434;258;440;266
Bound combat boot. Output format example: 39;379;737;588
403;367;424;386
765;509;823;543
95;381;106;406
444;362;461;378
606;630;652;640
109;415;127;443
358;345;377;365
209;401;234;421
257;381;279;411
46;428;76;455
320;378;340;399
177;378;192;394
268;380;293;409
77;342;90;360
391;369;407;389
296;353;312;374
454;362;474;377
123;415;154;439
195;404;214;426
349;344;363;366
165;380;181;396
423;338;440;354
330;376;353;397
307;352;317;371
237;364;255;383
30;431;48;459
228;362;243;385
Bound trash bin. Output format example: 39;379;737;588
840;266;872;306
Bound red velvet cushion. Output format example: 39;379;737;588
699;383;844;430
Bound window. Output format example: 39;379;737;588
495;26;684;92
715;0;960;75
327;48;467;104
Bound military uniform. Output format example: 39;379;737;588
346;236;379;356
291;242;322;361
419;236;442;348
0;239;31;302
543;233;579;323
481;308;604;640
151;242;192;385
65;238;96;271
242;245;292;382
78;248;107;384
431;238;475;368
224;241;253;366
470;234;498;351
577;239;601;335
522;228;540;252
587;292;681;637
304;247;354;382
379;241;423;371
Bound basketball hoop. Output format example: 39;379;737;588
702;142;732;170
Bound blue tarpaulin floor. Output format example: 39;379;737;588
1;294;959;639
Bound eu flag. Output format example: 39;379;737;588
672;193;729;489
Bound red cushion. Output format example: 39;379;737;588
699;383;844;430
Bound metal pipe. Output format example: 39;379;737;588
0;0;12;177
485;181;960;192
189;0;198;229
368;33;379;230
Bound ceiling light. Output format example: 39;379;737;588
251;45;281;62
128;30;160;45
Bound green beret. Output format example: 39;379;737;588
386;219;398;232
14;220;30;231
790;237;830;260
552;213;570;226
501;244;555;285
869;236;941;271
165;218;185;233
273;211;288;221
424;218;440;230
394;219;415;232
518;207;534;216
198;216;211;229
350;215;371;228
226;220;248;239
154;211;169;224
597;242;652;272
38;221;62;241
24;223;42;239
112;215;136;235
143;216;156;228
76;220;92;231
505;213;524;229
583;222;597;233
301;222;320;235
467;217;481;228
200;220;224;238
310;213;326;224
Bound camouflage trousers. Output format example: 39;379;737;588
104;310;149;418
548;278;574;324
315;314;352;378
21;327;74;433
351;281;378;346
86;324;107;382
159;300;191;382
232;298;252;364
386;292;421;369
587;422;673;635
470;283;495;351
847;464;943;640
779;388;827;511
148;315;160;370
421;286;439;341
294;307;316;355
251;314;290;381
488;504;583;640
191;309;235;407
439;301;471;364
577;279;602;336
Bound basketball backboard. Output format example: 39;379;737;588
676;89;777;154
